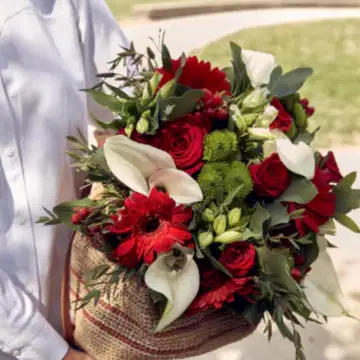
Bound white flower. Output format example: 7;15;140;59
242;88;268;110
144;245;200;332
103;135;203;204
261;129;315;179
241;49;277;88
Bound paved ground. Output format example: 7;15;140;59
118;9;360;359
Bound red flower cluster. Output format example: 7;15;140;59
291;254;311;283
300;98;315;117
289;166;337;236
270;98;293;132
71;207;91;225
190;243;257;312
119;56;232;175
108;188;193;266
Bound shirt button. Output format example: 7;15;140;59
25;287;34;296
7;151;15;158
11;349;21;357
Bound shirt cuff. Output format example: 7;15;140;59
6;310;69;360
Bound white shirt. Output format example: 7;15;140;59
0;1;128;359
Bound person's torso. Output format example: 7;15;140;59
0;0;90;334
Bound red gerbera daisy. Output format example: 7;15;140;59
157;56;231;95
108;188;193;266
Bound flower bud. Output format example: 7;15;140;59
214;230;242;244
256;105;279;128
228;208;242;228
198;232;214;248
136;116;150;134
202;208;215;223
241;89;267;110
125;123;134;137
213;214;227;235
159;79;175;99
292;102;308;129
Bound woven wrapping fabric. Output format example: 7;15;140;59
67;183;257;360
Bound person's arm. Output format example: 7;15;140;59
0;269;69;359
75;0;131;123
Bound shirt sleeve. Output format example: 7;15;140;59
75;0;131;124
0;269;69;360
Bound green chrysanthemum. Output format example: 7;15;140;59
203;130;238;162
224;161;253;199
197;162;228;198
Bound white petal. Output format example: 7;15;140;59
242;49;277;87
276;138;315;179
103;135;176;194
248;127;276;140
148;168;203;204
256;105;279;128
145;248;200;332
303;236;347;316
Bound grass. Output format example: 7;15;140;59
194;19;360;147
106;0;189;19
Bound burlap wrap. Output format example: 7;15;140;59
63;184;258;359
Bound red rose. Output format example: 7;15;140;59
156;116;207;175
270;97;293;132
189;243;257;312
250;153;291;198
320;151;343;184
157;56;231;95
289;167;336;236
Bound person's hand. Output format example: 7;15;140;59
63;347;94;360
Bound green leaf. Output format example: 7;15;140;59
279;178;318;204
202;248;233;278
85;89;125;113
104;82;131;100
222;66;235;89
335;213;360;233
333;172;360;214
257;246;300;295
52;199;94;229
160;89;204;121
230;42;252;95
295;128;320;145
36;216;50;224
161;43;172;72
295;235;314;245
266;202;290;227
84;265;110;284
249;203;270;237
219;185;244;213
90;148;111;172
267;66;283;92
272;67;313;98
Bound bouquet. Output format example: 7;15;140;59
39;36;360;360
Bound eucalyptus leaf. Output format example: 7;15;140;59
104;82;131;100
333;172;360;214
222;66;235;89
271;68;313;98
267;66;283;92
279;178;318;204
295;128;320;145
161;43;172;72
250;203;270;237
160;90;204;121
85;89;125;113
266;202;290;227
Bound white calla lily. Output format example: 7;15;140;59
303;236;347;317
144;246;200;332
256;105;279;128
276;137;315;179
103;135;203;204
242;49;277;88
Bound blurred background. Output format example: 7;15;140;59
105;1;360;359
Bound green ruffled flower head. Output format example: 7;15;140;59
203;130;238;162
197;162;228;199
224;161;253;199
